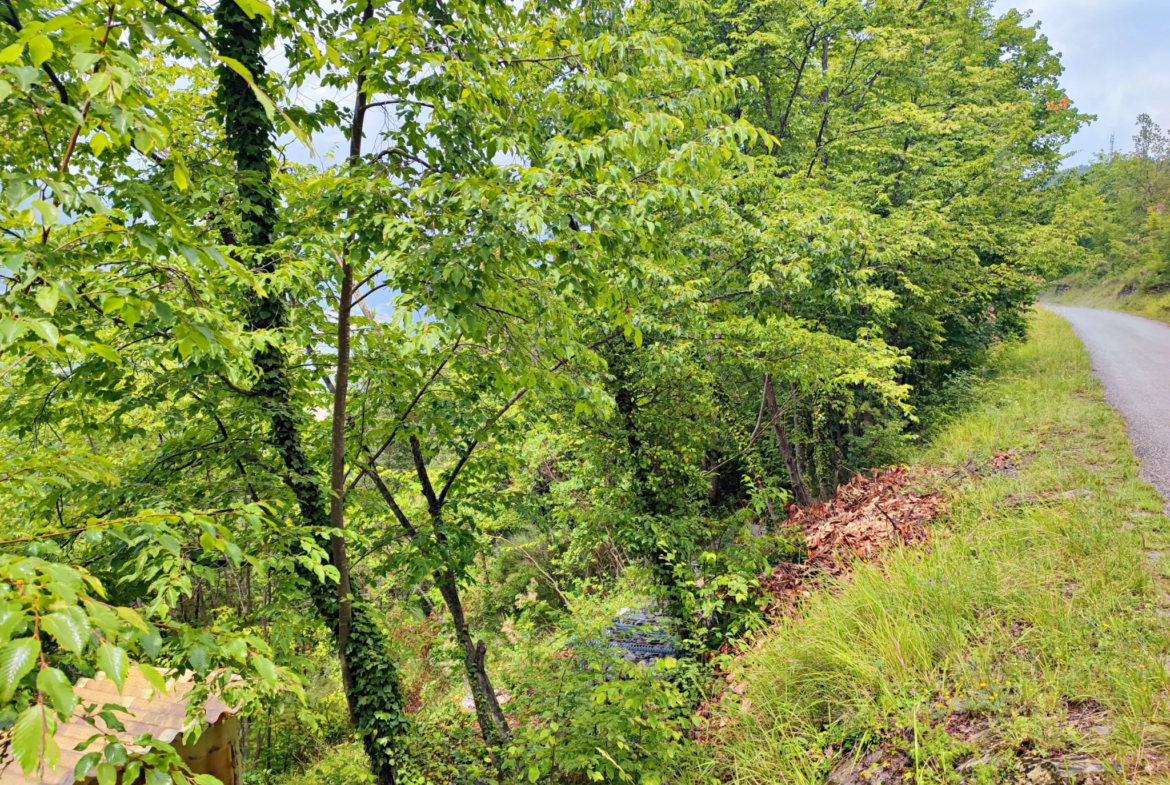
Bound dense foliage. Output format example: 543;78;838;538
1047;114;1170;305
0;0;1084;782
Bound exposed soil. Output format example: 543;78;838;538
943;711;992;743
1064;699;1108;736
825;748;911;785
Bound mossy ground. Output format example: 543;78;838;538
715;310;1170;784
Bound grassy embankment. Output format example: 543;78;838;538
718;309;1170;784
1047;274;1170;325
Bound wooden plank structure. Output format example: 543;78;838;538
0;668;240;785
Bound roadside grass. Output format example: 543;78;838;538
716;310;1170;785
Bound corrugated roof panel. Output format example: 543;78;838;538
0;668;235;785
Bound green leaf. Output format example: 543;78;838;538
83;599;120;638
173;158;189;191
150;300;174;324
0;603;27;644
145;766;171;785
27;319;59;347
91;132;110;156
41;563;80;590
86;71;111;96
37;667;78;717
72;52;102;71
96;761;117;785
8;65;40;92
89;343;122;365
35;285;59;315
31;199;57;226
0;638;40;702
96;709;125;732
0;80;10;103
4;178;35;209
139;625;162;658
101;295;124;315
252;655;277;685
188;644;209;673
0;43;22;63
114;607;148;633
0;318;27;346
133;130;154;154
12;705;57;774
103;741;128;766
137;662;167;695
27;35;52;67
75;751;102;779
96;643;128;692
40;607;89;654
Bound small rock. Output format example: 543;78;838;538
1147;551;1163;563
1025;764;1057;785
460;688;512;714
1089;725;1110;736
958;753;995;774
826;750;909;785
1020;756;1106;785
1058;489;1093;500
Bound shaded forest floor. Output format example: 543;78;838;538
708;310;1170;785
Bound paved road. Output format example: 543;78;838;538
1048;306;1170;507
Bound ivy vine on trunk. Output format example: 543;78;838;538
211;1;409;781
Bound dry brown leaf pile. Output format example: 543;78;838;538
789;466;947;572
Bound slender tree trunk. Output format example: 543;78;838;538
212;2;408;782
778;27;817;140
433;573;510;740
764;375;813;508
330;262;356;703
362;456;509;739
808;36;832;176
407;435;510;755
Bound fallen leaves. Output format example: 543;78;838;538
789;466;946;572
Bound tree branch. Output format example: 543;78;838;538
409;435;440;515
155;0;211;40
2;0;69;105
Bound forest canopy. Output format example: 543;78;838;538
0;0;1086;782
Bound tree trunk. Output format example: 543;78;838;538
407;435;510;756
434;573;510;743
764;375;813;508
212;2;408;781
330;262;356;705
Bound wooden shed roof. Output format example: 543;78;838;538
0;668;234;785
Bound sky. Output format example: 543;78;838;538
991;0;1170;165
